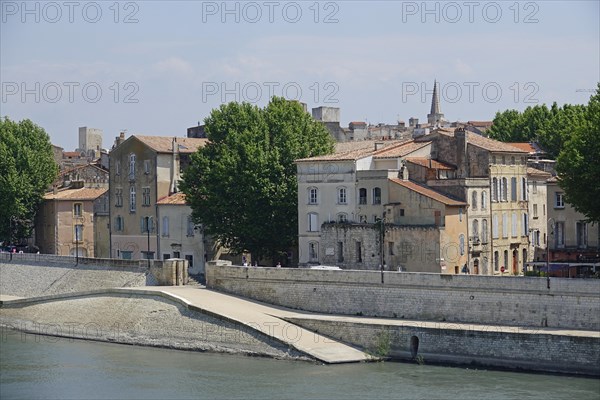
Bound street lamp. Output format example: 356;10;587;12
546;217;555;289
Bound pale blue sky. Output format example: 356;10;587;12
1;0;598;149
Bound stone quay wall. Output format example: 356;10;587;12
206;265;600;331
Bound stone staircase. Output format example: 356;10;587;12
187;274;204;286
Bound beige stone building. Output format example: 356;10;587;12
526;167;552;262
108;134;207;260
156;192;206;276
35;186;108;257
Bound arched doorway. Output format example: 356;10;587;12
473;259;479;275
512;249;518;274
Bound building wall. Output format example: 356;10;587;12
528;176;549;262
56;200;95;256
206;265;600;331
35;201;57;254
157;204;206;275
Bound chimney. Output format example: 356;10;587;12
374;142;385;151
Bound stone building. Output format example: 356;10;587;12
78;127;103;159
526;167;552;262
108;134;207;260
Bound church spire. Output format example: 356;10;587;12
427;79;445;126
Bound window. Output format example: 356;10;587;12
372;187;381;205
481;191;487;210
492;215;499;239
389;241;394;256
555;221;565;248
482;219;488;243
337;187;347;204
129;186;136;212
73;203;82;217
129;153;136;179
337;242;344;262
502;177;508;201
121;251;132;260
533;204;538;219
576;221;588;248
511;177;517;201
74;224;83;242
161;216;169;237
115;161;121;176
532;181;538;194
144;160;150;174
472;219;479;239
510;156;515;165
522;213;528;237
503;250;509;272
521;178;527;201
337;213;347;223
502;213;508;238
511;213;517;237
459;234;465;255
142;187;151;206
187;216;195;236
115;188;123;207
492;178;498;202
534;230;541;246
471;191;478;210
459;207;463;222
141;216;153;233
356;241;362;262
141;251;155;260
555;192;564;208
502;156;506;164
359;188;367;205
115;216;124;232
359;215;367;223
308;187;318;205
185;255;194;269
308;213;319;232
163;253;171;260
399;209;405;216
494;251;499;271
308;242;318;262
173;251;180;258
492;155;496;164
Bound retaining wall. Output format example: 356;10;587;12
206;265;600;330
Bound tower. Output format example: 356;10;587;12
427;80;446;127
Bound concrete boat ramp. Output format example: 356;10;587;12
0;287;374;364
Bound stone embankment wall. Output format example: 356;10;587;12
206;265;600;331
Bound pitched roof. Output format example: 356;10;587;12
373;140;431;159
44;187;107;201
405;157;455;170
467;121;493;127
59;163;107;177
527;167;552;178
295;140;406;162
134;135;208;153
63;151;83;158
436;129;527;153
389;178;467;206
157;192;188;205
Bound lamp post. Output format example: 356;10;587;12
546;217;555;289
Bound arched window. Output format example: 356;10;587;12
482;219;488;243
472;219;479;238
372;187;381;204
337;187;347;204
471;191;478;210
494;251;499;271
358;188;367;205
492;178;498;202
308;187;318;204
521;177;527;201
307;213;319;232
481;191;487;210
459;234;465;255
129;153;136;178
308;242;319;262
502;177;508;201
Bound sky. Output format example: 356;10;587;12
1;0;599;150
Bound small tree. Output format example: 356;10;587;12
181;97;334;263
0;118;58;244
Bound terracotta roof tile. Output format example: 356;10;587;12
527;167;553;178
157;192;188;205
390;178;466;206
373;140;431;159
44;187;107;201
134;135;208;153
296;140;406;162
436;129;527;153
405;157;455;170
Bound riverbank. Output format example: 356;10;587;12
0;292;310;361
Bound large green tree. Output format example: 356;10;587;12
181;97;334;263
0;118;58;244
556;84;600;222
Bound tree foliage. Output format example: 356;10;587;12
0;117;58;243
487;102;587;157
181;97;334;262
556;84;600;222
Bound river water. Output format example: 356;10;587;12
1;331;598;400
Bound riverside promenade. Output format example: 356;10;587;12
0;286;374;364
